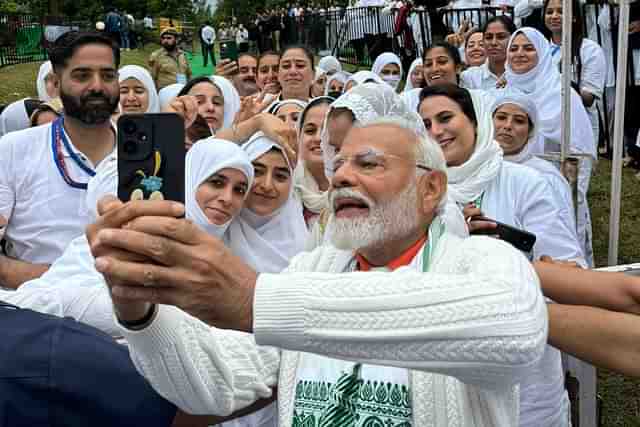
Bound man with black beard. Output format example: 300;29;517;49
0;31;119;289
149;27;192;90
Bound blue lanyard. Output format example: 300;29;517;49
51;117;96;190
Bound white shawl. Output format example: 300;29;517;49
210;75;242;129
36;61;54;102
158;83;184;111
502;27;596;158
446;89;504;205
403;58;423;92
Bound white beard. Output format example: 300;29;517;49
327;180;421;251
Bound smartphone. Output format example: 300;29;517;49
220;40;239;62
117;113;186;204
469;217;537;254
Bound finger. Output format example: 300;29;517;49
112;285;180;306
97;195;123;216
468;220;498;233
99;200;185;232
540;255;554;263
124;216;209;246
94;228;187;267
95;256;187;289
90;240;151;263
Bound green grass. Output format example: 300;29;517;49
1;49;640;425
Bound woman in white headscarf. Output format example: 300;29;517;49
294;97;333;228
317;55;342;75
419;83;581;427
492;91;579;253
324;72;349;98
118;65;160;114
227;132;308;274
36;61;59;102
343;70;384;92
268;99;308;130
371;52;403;91
502;26;595;266
158;83;184;111
0;98;42;137
403;58;424;93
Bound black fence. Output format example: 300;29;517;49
0;14;91;68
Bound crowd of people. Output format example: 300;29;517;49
0;0;639;425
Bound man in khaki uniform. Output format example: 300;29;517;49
148;27;192;90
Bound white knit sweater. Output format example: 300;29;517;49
121;232;548;426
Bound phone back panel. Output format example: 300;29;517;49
117;113;185;204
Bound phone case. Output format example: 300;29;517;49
470;218;537;253
220;41;239;62
117;113;186;204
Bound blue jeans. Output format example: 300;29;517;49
120;31;130;49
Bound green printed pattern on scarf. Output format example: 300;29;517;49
293;364;412;427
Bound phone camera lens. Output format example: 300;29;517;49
122;120;137;135
137;132;148;142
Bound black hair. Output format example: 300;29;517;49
300;96;334;127
482;15;517;35
543;0;584;86
424;41;462;67
464;28;484;50
257;50;281;69
178;76;217;97
23;99;43;118
280;45;315;71
419;84;477;126
49;31;120;73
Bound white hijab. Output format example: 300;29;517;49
226;133;308;273
37;61;54;102
268;99;308;115
86;139;254;237
318;55;342;74
158;83;184;111
0;98;31;137
209;75;241;129
185;139;254;237
446;89;504;205
502;27;595;158
403;58;423;92
324;71;349;96
491;91;541;164
118;65;160;113
321;83;469;237
345;70;385;88
371;52;403;90
294;97;333;216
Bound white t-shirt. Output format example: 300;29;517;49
460;62;501;90
201;25;216;45
0;123;110;264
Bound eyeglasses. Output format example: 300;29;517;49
331;148;431;177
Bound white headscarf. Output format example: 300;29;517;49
491;91;541;164
118;65;160;113
37;61;54;102
0;98;31;137
446;89;503;205
268;99;308;115
209;75;241;129
86;140;254;237
371;52;403;90
403;58;423;92
294;97;334;216
185;139;254;237
158;83;184;111
502;27;595;158
321;83;468;237
324;72;349;96
318;55;342;74
226;133;308;273
345;71;385;89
